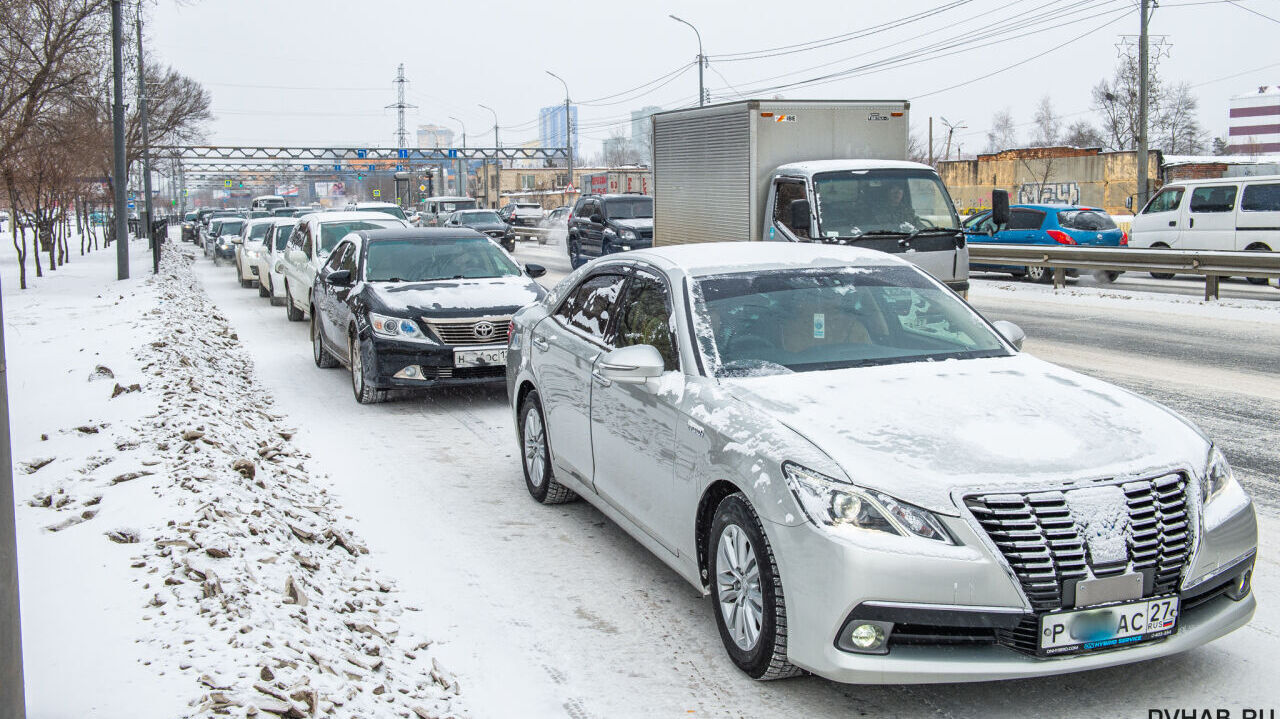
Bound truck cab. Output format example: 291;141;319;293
764;160;967;291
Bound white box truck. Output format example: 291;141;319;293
652;99;969;292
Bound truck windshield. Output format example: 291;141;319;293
812;169;960;238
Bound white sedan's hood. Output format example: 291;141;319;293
721;354;1209;514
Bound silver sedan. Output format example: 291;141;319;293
505;242;1257;684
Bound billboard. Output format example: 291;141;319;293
314;181;345;197
275;184;300;197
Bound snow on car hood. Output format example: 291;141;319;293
720;353;1210;515
611;218;653;231
367;276;544;318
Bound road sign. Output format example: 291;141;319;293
357;149;367;159
127;202;135;209
372;189;381;197
398;149;409;159
395;164;403;172
223;180;231;188
448;149;457;158
302;164;310;172
367;164;375;172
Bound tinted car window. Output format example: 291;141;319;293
1057;210;1117;230
604;197;653;219
1007;209;1045;230
363;236;521;282
318;220;403;256
273;224;294;251
1241;183;1280;212
556;273;626;340
247;222;271;240
324;243;349;272
1189;186;1237;213
339;242;358;273
1144;188;1184;214
616;273;678;371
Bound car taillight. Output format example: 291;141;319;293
1121;231;1129;246
1047;229;1076;245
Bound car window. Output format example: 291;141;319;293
363;236;521;282
773;180;810;239
273;224;294;251
339;242;358;273
555;273;627;341
1057;210;1117;231
1144;187;1183;214
318;219;402;256
604;197;653;220
1241;183;1280;212
616;272;679;371
1189;185;1238;213
692;265;1010;377
247;222;271;240
1007;209;1045;230
324;242;349;272
300;224;313;256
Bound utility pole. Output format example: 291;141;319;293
547;71;574;194
670;15;705;106
480;104;499;208
0;275;25;719
1137;0;1151;209
940;116;966;162
135;0;156;273
111;0;129;280
928;116;934;165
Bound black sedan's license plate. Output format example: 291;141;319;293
454;348;507;368
1038;596;1179;656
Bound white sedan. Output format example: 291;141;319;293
275;211;408;322
255;217;301;305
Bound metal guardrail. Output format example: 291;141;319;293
966;243;1280;300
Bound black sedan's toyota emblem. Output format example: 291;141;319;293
473;321;496;339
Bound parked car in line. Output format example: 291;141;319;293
443;209;515;251
205;217;245;264
234;218;276;287
345;201;409;221
1130;175;1280;283
255;218;298;306
275;211;409;323
566;193;653;268
498;201;544;228
181;211;199;242
200;210;243;247
421;196;477;226
271;207;302;218
964;204;1127;282
309;228;547;403
539;205;571;229
507;241;1257;684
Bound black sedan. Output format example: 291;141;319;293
442;209;515;252
309;228;547;403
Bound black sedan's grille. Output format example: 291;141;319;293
422;317;511;346
965;473;1192;654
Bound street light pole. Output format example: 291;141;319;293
449;116;466;196
546;71;574;194
1137;0;1151;209
134;0;156;274
480;104;500;208
111;0;129;280
670;15;705;106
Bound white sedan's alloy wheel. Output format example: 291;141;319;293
716;524;764;651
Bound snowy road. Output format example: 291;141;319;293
189;240;1279;719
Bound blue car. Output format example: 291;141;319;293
964;204;1128;282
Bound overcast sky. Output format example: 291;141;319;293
149;0;1279;157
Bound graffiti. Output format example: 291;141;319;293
1018;182;1080;205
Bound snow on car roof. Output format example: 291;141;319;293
308;211;408;224
629;241;902;278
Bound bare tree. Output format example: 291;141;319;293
985;108;1018;153
1031;96;1061;147
1152;82;1206;154
1062;120;1106;148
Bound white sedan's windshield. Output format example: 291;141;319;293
813;169;961;238
318;220;403;255
692;265;1009;376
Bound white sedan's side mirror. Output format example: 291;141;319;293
598;344;665;384
992;320;1025;351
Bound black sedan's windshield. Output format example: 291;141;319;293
364;236;521;282
693;265;1009;376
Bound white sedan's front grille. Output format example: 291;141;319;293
422;316;511;346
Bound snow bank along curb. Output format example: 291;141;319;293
22;244;465;718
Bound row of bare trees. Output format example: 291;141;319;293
0;0;211;289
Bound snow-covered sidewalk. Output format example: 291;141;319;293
8;240;463;718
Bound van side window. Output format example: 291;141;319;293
1241;184;1280;212
1189;186;1237;213
1144;187;1183;214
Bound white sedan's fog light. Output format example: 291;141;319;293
850;623;884;649
837;619;892;654
394;365;422;379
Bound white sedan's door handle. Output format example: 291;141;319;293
531;336;549;351
591;368;612;387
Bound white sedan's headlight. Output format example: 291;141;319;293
368;312;427;341
1203;445;1250;531
784;463;953;544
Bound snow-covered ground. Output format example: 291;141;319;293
5;233;1278;718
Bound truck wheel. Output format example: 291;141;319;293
709;493;802;681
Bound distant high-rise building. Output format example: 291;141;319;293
416;124;455;149
538;105;579;155
1229;86;1280;154
630;106;661;143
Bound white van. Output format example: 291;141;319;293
1131;175;1280;280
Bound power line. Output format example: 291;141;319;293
1227;0;1280;23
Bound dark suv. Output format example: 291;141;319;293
566;194;653;268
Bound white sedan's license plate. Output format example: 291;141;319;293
454;348;507;368
1039;596;1178;656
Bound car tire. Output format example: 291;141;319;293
538;231;548;245
267;276;284;306
1245;243;1272;285
709;493;801;681
237;260;252;288
312;313;338;369
349;333;384;404
1149;243;1175;279
258;275;270;297
518;390;577;505
284;280;304;322
568;234;584;269
1094;270;1121;283
1023;265;1053;284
